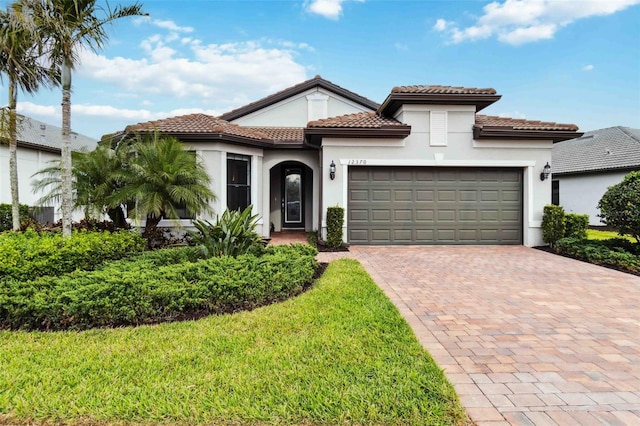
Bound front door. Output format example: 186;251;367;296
283;167;304;228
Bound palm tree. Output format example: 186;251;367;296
114;133;216;238
21;0;145;237
0;3;57;230
32;144;129;227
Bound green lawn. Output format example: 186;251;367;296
0;259;467;426
586;229;636;241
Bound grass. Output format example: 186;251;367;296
0;259;466;426
586;229;636;242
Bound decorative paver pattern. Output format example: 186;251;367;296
317;246;640;425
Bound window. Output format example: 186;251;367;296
227;153;251;211
552;180;559;205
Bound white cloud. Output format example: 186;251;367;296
583;64;594;71
437;0;640;45
16;102;57;118
133;17;193;33
306;0;364;19
75;36;309;108
434;19;448;32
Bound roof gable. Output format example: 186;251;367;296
218;75;380;122
379;85;501;116
552;126;640;175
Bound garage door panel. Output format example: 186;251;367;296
350;209;368;222
371;209;391;221
394;210;413;221
394;190;413;201
348;167;522;245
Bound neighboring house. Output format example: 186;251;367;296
0;115;98;223
551;126;640;226
119;76;581;246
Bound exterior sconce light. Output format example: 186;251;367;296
329;160;336;180
540;162;551;181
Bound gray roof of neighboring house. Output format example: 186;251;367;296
14;115;98;153
552;126;640;175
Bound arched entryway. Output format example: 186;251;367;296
269;161;314;232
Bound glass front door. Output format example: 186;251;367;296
284;168;303;226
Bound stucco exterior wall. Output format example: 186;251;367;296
0;145;64;221
320;105;553;247
231;88;373;127
554;171;630;226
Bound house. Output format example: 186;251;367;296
551;126;640;226
120;76;581;246
0;115;98;223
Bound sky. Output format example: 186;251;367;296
3;0;640;140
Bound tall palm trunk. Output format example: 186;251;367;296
60;61;73;238
8;78;20;231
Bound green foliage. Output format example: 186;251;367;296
326;206;344;249
0;229;145;281
541;204;566;247
0;203;29;232
0;244;317;330
598;171;640;242
564;213;589;239
306;230;318;248
0;260;465;425
114;132;216;238
190;206;263;257
554;237;640;272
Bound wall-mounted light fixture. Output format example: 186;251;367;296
540;162;551;181
329;160;336;180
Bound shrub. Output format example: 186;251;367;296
598;171;640;242
541;204;566;247
0;244;317;330
190;206;263;257
564;213;589;239
0;203;30;232
326;206;344;249
0;229;146;281
554;237;640;272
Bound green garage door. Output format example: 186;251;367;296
348;167;522;245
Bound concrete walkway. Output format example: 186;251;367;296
317;246;640;426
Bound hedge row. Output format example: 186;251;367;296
0;244;318;331
0;229;146;281
554;238;640;273
0;203;30;232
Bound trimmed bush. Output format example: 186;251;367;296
0;244;317;330
326;206;344;249
554;237;640;273
0;203;30;232
541;204;566;247
598;171;640;242
0;229;146;281
564;213;589;239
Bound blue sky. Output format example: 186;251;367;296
6;0;640;140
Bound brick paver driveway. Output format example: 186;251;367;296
318;246;640;425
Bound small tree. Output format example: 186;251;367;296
598;171;640;242
541;204;565;248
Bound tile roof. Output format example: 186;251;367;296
218;75;380;121
552;126;640;175
392;85;497;95
307;112;406;128
245;127;304;142
12;115;97;152
125;114;269;140
475;115;579;131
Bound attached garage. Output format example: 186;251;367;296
348;166;523;245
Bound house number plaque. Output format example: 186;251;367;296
347;159;367;165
